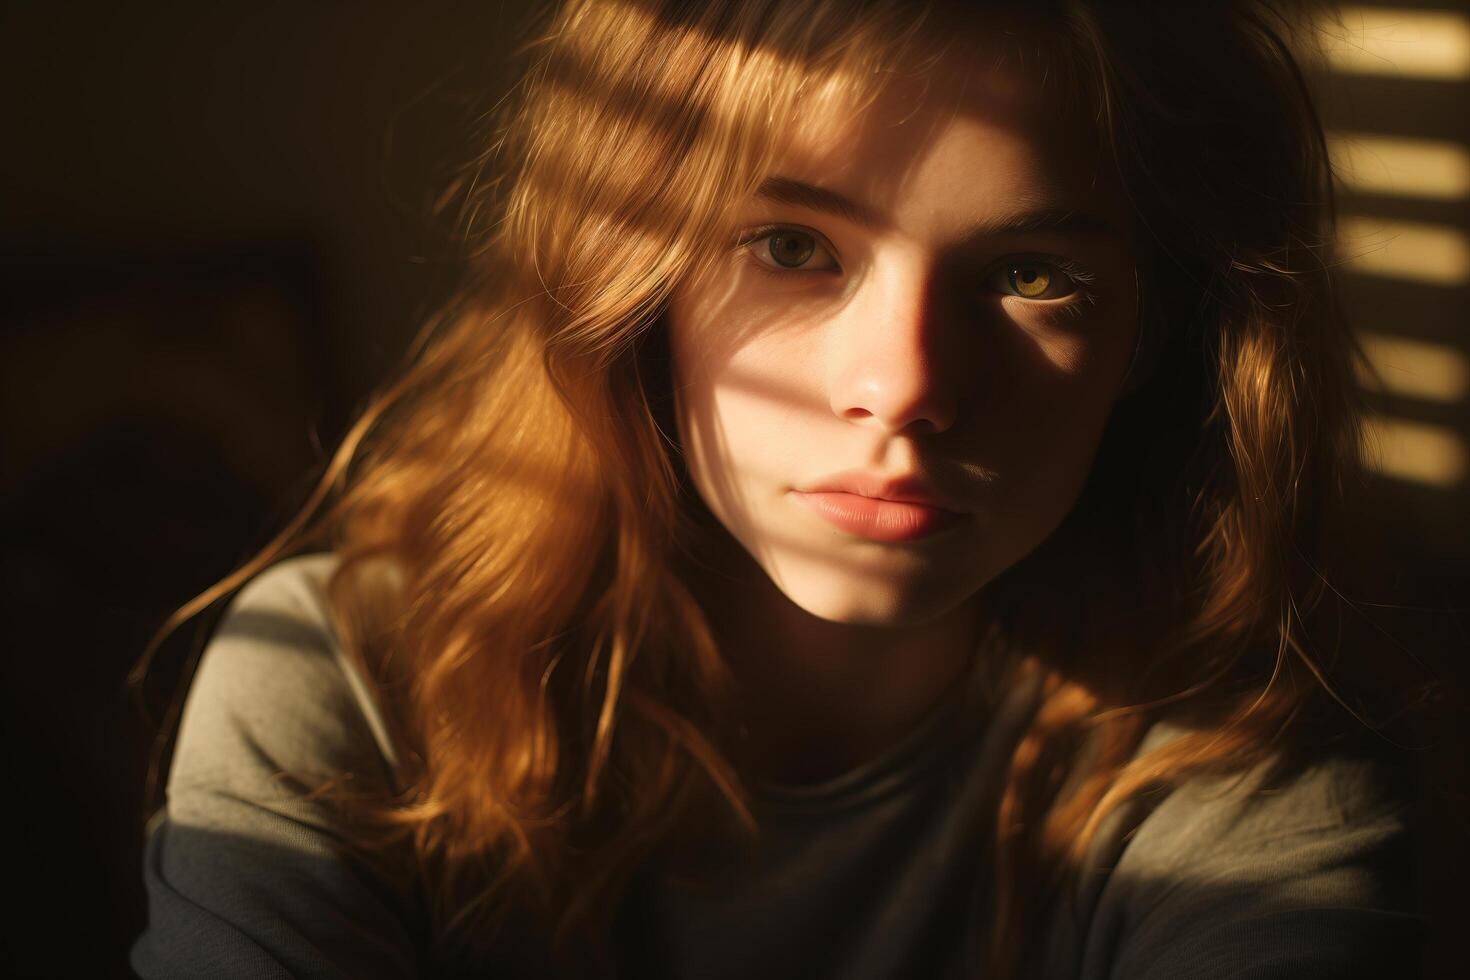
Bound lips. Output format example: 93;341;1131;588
790;470;965;542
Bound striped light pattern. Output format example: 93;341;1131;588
1328;133;1470;200
1361;414;1469;487
1319;6;1470;79
1356;331;1470;403
1337;216;1470;286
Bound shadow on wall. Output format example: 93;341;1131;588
1309;7;1470;976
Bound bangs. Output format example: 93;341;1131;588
489;1;1009;317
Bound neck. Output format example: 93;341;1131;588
688;532;983;787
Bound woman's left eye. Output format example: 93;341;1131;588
742;227;840;273
984;259;1081;300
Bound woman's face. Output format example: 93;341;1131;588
667;49;1139;628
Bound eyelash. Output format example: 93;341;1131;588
734;224;1101;311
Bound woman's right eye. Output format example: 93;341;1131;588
741;227;840;273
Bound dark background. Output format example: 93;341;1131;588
0;2;1464;976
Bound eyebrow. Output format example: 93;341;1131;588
754;175;1124;241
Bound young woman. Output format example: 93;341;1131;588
131;1;1422;976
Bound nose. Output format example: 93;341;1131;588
827;259;957;435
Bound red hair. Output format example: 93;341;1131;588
136;1;1372;972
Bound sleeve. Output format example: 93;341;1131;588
1077;748;1424;980
130;554;426;980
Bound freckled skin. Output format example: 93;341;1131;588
666;44;1140;782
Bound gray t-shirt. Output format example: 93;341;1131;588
131;554;1422;978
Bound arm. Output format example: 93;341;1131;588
131;555;424;980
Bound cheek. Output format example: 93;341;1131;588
672;341;803;506
668;281;824;474
671;362;731;497
667;294;803;528
977;304;1138;501
998;294;1138;377
992;293;1138;409
667;322;719;493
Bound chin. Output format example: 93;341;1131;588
764;554;981;628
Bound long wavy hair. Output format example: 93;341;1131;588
136;0;1370;973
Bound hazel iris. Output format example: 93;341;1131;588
768;232;816;269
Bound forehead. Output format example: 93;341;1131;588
766;33;1124;237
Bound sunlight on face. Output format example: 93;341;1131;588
667;43;1139;627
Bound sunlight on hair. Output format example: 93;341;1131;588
1337;215;1470;285
1318;6;1470;79
1362;413;1469;487
1328;132;1470;200
1355;331;1470;403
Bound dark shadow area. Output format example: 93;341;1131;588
0;2;534;975
1;242;326;979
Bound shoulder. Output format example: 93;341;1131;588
1068;729;1422;979
1117;739;1415;902
168;551;404;798
133;552;423;979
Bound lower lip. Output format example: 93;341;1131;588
792;491;965;542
